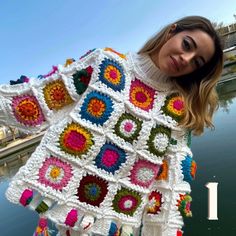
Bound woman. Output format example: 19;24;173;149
1;16;223;236
139;16;223;136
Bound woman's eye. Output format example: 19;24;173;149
183;38;191;51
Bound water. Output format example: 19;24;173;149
0;78;236;236
184;78;236;236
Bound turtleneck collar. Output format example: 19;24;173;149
126;52;175;92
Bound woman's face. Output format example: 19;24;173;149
150;29;215;77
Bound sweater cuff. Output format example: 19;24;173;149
141;223;182;236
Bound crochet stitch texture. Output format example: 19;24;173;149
0;48;196;236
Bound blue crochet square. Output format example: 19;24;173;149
94;142;127;174
98;58;125;92
80;91;114;125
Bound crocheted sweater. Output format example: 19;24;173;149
0;48;196;236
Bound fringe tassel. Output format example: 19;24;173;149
120;225;133;236
33;217;51;236
80;215;95;231
177;230;183;236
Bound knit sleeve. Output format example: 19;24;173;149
0;48;99;134
141;129;196;236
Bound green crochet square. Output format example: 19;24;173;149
114;113;142;143
112;187;141;216
147;125;171;157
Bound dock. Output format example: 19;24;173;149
0;132;44;165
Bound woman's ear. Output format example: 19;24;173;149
170;24;177;32
167;24;177;39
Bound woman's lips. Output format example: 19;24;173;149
170;56;180;71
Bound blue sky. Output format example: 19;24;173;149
1;0;236;84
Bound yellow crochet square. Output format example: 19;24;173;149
43;80;73;110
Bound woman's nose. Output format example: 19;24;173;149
180;52;195;66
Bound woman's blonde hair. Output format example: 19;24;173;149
138;16;224;136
